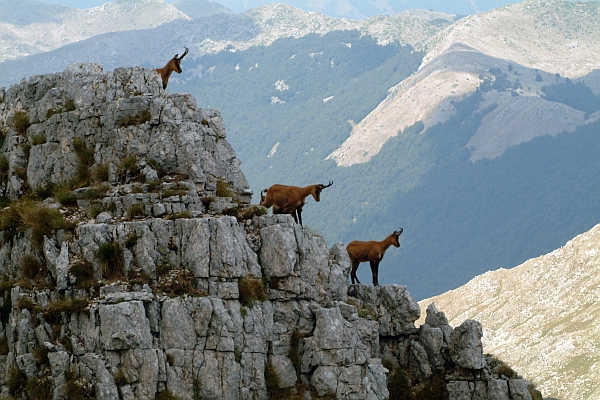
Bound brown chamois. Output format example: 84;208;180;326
259;181;333;227
346;228;403;286
156;47;189;89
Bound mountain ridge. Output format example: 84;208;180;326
417;222;600;400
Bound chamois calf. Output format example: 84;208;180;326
156;47;189;89
259;181;333;227
346;228;403;286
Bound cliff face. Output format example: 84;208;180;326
0;65;538;400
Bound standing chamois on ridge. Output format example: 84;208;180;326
259;181;333;227
156;47;189;89
346;228;403;286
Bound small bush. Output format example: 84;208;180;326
0;336;8;355
95;242;124;280
20;255;45;281
234;347;242;363
414;376;447;400
44;298;90;322
14;166;27;180
94;163;110;183
16;296;38;312
0;201;73;247
125;233;139;249
215;179;233;198
119;155;139;181
55;188;78;207
64;368;95;400
82;185;108;200
13;111;30;135
156;269;206;297
165;211;191;220
31;134;46;145
0;154;9;182
118;110;151;127
65;99;76;112
113;369;127;387
46;108;61;118
7;367;27;397
128;203;145;218
72;138;95;188
70;259;96;289
146;158;167;178
32;344;50;364
238;276;267;308
155;391;181;400
26;377;53;400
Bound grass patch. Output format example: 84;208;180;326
346;298;377;319
55;187;78;207
26;377;53;400
69;259;96;289
118;110;151;127
128;203;145;219
238;276;267;308
7;367;27;397
216;179;233;198
65;99;76;112
165;211;191;220
32;344;50;364
0;200;73;247
156;269;206;297
64;368;95;400
20;255;48;282
93;163;110;183
155;391;181;400
0;154;8;182
119;155;139;181
0;336;8;355
146;158;167;178
72;138;95;188
43;298;90;322
31;133;46;145
13;111;30;135
95;242;125;280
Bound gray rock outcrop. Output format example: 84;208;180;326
0;65;542;400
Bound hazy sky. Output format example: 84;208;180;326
36;0;591;18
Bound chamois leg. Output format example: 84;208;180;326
370;259;380;286
350;260;361;284
297;207;303;227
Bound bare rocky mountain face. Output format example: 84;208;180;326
0;65;542;399
327;0;600;166
418;223;600;400
0;0;189;63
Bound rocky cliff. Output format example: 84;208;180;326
0;65;540;399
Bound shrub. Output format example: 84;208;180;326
72;138;95;187
125;233;139;249
155;391;181;400
118;110;151;127
64;368;95;400
82;185;108;200
44;298;90;322
414;376;447;400
119;155;139;181
238;276;267;308
0;201;73;247
16;296;38;312
94;163;110;183
70;259;96;289
95;242;124;280
7;367;27;397
13;111;30;134
128;203;145;218
55;188;78;207
32;344;50;364
146;158;167;178
0;154;8;182
26;377;53;400
383;359;415;400
216;179;233;198
156;269;206;297
0;336;8;355
31;134;46;145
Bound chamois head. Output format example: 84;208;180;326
390;228;403;247
312;180;333;202
156;47;189;89
259;189;267;206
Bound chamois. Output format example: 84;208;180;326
156;47;189;89
259;181;333;227
346;228;403;286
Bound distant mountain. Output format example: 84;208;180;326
211;0;524;19
172;0;232;18
1;0;599;302
417;222;600;400
0;0;188;62
0;4;455;87
327;0;600;166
